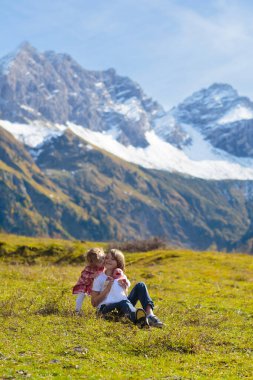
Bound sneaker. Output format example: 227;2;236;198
148;315;163;328
135;308;149;328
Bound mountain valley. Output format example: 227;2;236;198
1;43;253;252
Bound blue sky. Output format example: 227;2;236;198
1;0;253;109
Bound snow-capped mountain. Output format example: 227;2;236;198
3;43;253;250
1;43;253;180
171;83;253;158
0;42;163;148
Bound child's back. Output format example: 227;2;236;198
73;248;105;313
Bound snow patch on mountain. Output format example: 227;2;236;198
181;123;224;161
153;113;177;137
66;122;253;180
2;118;253;180
0;119;64;147
153;113;191;147
103;97;144;122
218;105;253;125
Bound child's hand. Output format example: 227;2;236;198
118;279;128;289
105;276;114;292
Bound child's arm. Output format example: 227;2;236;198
91;277;114;307
118;276;131;295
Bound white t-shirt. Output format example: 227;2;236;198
92;272;130;308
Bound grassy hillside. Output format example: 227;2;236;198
0;127;112;240
0;235;252;379
0;233;108;265
37;129;250;250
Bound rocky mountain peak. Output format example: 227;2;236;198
16;41;38;55
0;42;164;148
173;82;252;127
203;82;238;100
178;83;238;111
0;42;41;75
166;82;253;158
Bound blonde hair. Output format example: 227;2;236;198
86;248;105;266
108;249;125;270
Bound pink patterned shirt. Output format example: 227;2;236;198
72;265;104;296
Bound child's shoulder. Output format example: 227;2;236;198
96;271;107;278
82;265;96;273
93;271;107;284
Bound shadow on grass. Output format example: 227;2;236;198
35;301;60;316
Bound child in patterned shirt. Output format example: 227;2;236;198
72;248;105;312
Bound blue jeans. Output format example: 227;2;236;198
128;282;154;310
99;299;136;322
99;282;154;321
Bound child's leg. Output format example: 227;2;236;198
128;282;154;311
117;300;137;322
75;293;86;312
99;300;136;322
99;302;120;315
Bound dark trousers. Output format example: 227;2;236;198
100;299;136;322
99;282;154;321
128;282;154;310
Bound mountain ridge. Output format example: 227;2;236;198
1;43;253;179
1;43;253;251
2;125;253;251
0;42;163;148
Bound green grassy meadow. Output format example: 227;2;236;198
0;234;253;379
